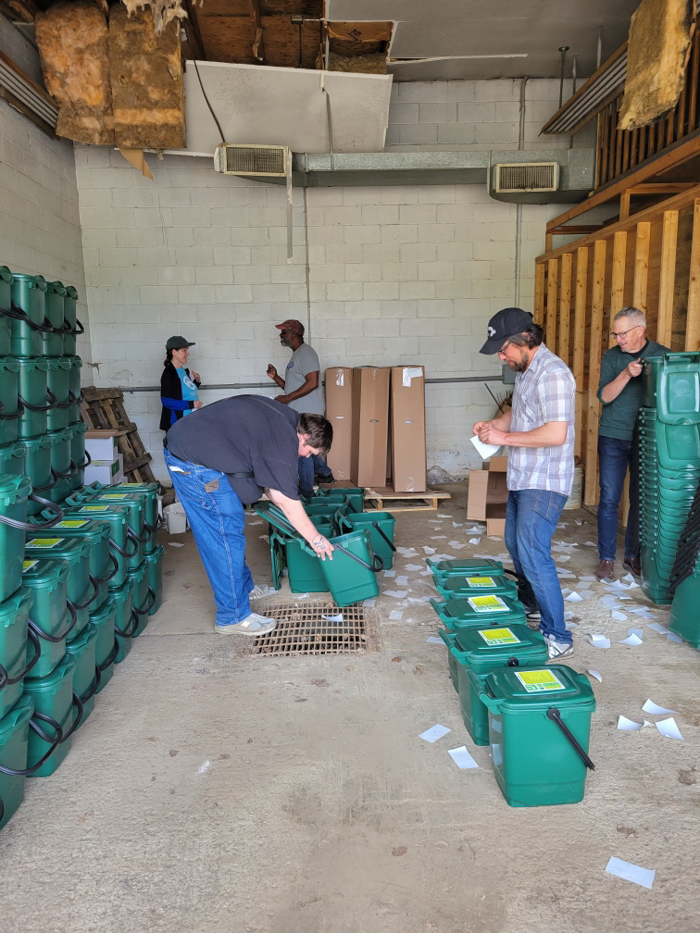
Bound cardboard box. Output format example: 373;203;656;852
467;456;509;536
84;456;124;486
325;367;354;480
390;365;427;493
351;367;390;487
85;430;119;461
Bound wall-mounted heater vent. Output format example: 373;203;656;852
493;162;560;193
214;143;290;177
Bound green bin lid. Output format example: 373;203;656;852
254;502;303;539
23;653;75;692
0;473;31;506
126;562;148;582
12;273;46;290
434;594;526;624
0;441;25;464
112;481;157;493
16;356;48;371
437;574;517;597
428;558;504;577
46;426;75;442
21;557;69;587
65;286;79;299
144;544;165;564
45;357;71;371
23;434;54;451
0;356;19;374
66;621;97;653
0;588;33;626
24;535;92;560
483;664;596;712
108;578;134;602
0;695;33;736
89;600;118;624
29;518;110;542
46;281;66;295
452;624;548;672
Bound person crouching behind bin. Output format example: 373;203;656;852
164;394;334;636
473;307;576;661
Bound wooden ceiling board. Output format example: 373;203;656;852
327;21;394;42
196;0;322;16
198;15;322;67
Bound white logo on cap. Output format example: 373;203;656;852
487;326;496;337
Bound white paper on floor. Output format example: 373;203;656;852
588;670;603;682
495;553;510;561
448;746;479;769
555;554;571;562
605;857;655;890
420;569;434;576
383;569;396;578
389;610;403;621
433;554;456;561
656;717;683;740
578;574;597;581
622;573;640;589
583;541;597;547
647;621;669;633
449;542;466;550
362;598;376;608
618;715;644;731
577;581;593;589
452;522;462;528
589;634;611;649
422;546;437;555
642;699;676;715
565;591;583;602
405;564;423;572
628;627;644;639
294;593;310;599
430;536;447;540
168;542;184;548
428;519;442;524
408;595;433;604
259;535;269;542
438;513;451;519
248;520;263;525
619;632;643;646
629;607;655;619
469;537;481;545
466;525;485;534
667;632;683;643
419;724;451;743
322;613;343;622
426;636;443;645
611;610;628;622
397;547;419;557
384;589;409;599
395;575;408;586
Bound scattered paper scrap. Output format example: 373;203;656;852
469;538;481;545
495;553;510;561
438;513;451;519
556;555;571;562
397;547;419;557
168;542;184;548
466;525;485;534
249;520;263;526
362;598;376;608
430;536;447;540
589;634;611;650
618;716;644;731
395;575;409;586
647;622;669;633
420;569;434;576
419;724;451;743
628;627;644;639
656;717;683;740
448;746;479;770
322;613;343;622
259;535;269;542
389;610;404;621
629;607;655;619
383;570;396;578
565;591;583;602
405;564;423;571
619;633;643;646
426;636;443;645
605;857;655;890
385;589;409;599
449;541;466;550
452;522;463;528
578;575;597;582
422;546;437;555
667;632;683;643
642;699;676;715
611;610;628;622
583;540;597;547
588;670;602;683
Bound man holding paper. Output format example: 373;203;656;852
473;307;576;661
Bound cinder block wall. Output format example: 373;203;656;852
0;99;90;362
75;78;586;481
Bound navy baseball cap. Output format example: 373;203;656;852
480;307;533;354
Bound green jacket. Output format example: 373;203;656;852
597;340;669;441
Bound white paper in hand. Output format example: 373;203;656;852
470;434;501;459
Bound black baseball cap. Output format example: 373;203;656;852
479;307;533;354
166;335;195;350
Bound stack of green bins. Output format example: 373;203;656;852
639;352;700;604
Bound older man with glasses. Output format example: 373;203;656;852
595;306;669;581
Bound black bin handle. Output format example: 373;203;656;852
547;707;595;771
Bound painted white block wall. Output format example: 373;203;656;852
0;99;91;362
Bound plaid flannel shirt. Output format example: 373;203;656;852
507;344;576;497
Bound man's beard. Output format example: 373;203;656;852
508;349;530;373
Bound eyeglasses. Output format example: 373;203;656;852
610;325;642;340
497;340;512;358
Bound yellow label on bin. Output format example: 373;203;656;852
22;560;38;572
478;627;520;646
26;538;61;548
466;576;496;587
83;505;108;511
467;594;509;613
119;483;143;487
101;494;127;500
515;670;566;693
56;520;88;528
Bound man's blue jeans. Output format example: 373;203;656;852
298;454;332;498
597;435;639;562
505;489;571;644
164;448;253;627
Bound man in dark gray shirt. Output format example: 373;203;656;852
165;395;333;635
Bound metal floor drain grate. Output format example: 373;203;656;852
238;601;380;657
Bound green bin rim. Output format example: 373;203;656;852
65;286;79;299
89;601;119;624
0;588;33;622
30;518;111;540
21;557;71;585
0;440;26;461
451;622;545;656
144;544;165;563
0;695;33;736
0;356;20;373
12;273;46;290
0;473;31;505
23;434;55;451
0;266;11;284
66;622;98;652
15;356;49;371
46;280;66;295
24;536;92;559
23;653;76;691
45;357;72;371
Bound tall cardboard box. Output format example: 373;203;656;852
390;365;427;493
467;456;509;536
325;367;354;481
351;367;390;487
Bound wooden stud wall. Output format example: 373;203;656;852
536;184;700;506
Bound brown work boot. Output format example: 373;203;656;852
596;559;615;582
623;555;641;578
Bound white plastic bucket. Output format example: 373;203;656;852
563;465;584;510
164;502;188;534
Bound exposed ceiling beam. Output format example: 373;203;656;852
183;0;206;60
248;0;265;63
1;0;38;23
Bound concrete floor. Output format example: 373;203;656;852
2;483;699;932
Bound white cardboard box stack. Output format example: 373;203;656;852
84;430;124;485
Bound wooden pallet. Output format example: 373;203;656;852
363;486;451;512
81;386;156;483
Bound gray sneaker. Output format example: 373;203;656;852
215;612;277;636
545;635;574;661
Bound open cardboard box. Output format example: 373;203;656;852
467;455;508;536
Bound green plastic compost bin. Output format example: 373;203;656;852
106;483;159;554
430;594;526;631
0;695;33;830
0;473;32;602
89;598;118;693
334;487;365;512
0;356;21;446
65;622;98;724
67;503;132;587
46;357;72;431
320;529;382;606
16;356;50;439
89;493;148;568
0;440;26;477
0;589;35;719
24;653;77;778
440;625;548;744
426;557;505;580
339;511;396;569
0;266;12;357
479;665;596;807
669;573;700;649
69;420;88;491
21;557;72;678
127;561;153;637
43;281;66;357
110;577;136;663
24;434;58;515
24;535;94;636
10;274;46;357
144;545;164;615
45;426;77;503
435;573;518;600
285;519;334;593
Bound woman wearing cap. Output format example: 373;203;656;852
160;336;202;431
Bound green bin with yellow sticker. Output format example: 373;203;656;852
430;594;526;631
434;573;517;600
477;665;596;807
440;625;548;744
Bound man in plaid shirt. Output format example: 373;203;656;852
474;307;576;661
